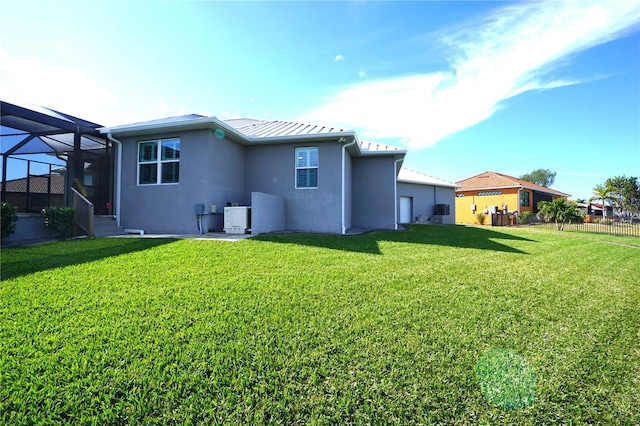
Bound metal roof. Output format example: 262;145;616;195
102;114;208;133
225;118;351;138
101;114;403;155
360;140;405;154
398;168;459;188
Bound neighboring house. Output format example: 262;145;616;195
397;168;459;225
100;115;442;235
1;173;65;213
455;171;570;225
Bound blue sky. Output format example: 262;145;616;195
1;1;638;200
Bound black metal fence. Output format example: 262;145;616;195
533;221;640;238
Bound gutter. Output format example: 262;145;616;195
105;133;122;227
100;116;363;152
341;137;357;234
394;157;403;230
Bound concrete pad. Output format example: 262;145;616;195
108;232;253;242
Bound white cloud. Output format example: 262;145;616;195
358;70;368;78
306;0;640;150
0;49;181;126
335;54;344;62
0;49;118;124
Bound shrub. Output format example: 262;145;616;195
518;211;533;224
476;213;486;225
1;201;19;240
42;207;77;240
594;218;614;225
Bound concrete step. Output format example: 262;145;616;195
93;216;126;237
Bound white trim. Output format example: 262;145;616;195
294;146;319;189
137;138;180;186
124;228;145;235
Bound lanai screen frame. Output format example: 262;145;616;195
1;100;113;214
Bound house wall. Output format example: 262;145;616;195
455;188;520;225
351;156;397;230
244;141;343;233
118;129;245;233
397;182;456;225
251;191;285;235
3;213;57;244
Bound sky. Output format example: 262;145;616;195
1;0;639;200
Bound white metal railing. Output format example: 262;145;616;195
70;187;94;237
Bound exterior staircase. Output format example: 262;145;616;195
93;215;126;237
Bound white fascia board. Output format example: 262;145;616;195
98;116;249;141
99;117;363;152
360;149;407;157
399;178;459;188
243;130;360;147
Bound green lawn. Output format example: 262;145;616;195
1;226;639;425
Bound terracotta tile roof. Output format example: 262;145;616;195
1;174;65;194
455;171;570;197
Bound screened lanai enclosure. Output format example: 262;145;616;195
1;100;114;236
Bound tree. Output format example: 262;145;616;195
520;169;556;187
536;198;583;230
604;176;640;222
588;184;616;220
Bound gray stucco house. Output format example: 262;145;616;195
397;168;458;225
98;115;456;235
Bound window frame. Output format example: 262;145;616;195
295;146;319;189
137;138;180;186
520;190;530;207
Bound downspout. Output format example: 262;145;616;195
394;157;403;230
341;137;357;234
106;133;122;227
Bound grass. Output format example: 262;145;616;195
1;225;639;425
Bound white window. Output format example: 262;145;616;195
138;138;180;185
295;147;318;189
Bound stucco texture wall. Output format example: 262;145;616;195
351;156;398;230
244;142;343;233
119;129;245;233
455;188;528;225
397;183;456;225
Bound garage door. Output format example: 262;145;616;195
400;196;412;224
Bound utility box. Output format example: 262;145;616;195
224;206;251;234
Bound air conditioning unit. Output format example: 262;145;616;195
433;204;450;215
224;206;251;234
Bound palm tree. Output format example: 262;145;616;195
588;185;615;220
536;198;583;230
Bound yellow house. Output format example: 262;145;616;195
455;171;570;225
